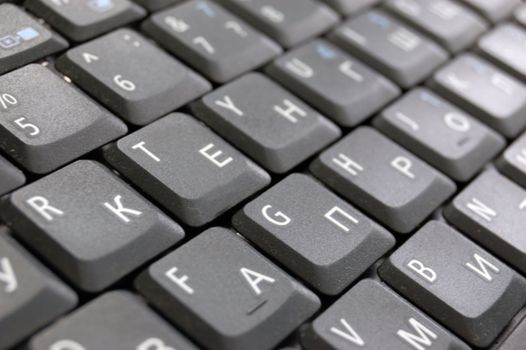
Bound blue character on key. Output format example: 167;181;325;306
88;0;115;12
367;12;391;30
316;44;337;60
0;27;39;50
195;1;216;18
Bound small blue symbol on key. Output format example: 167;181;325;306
195;1;216;17
88;0;114;12
17;27;40;41
316;44;337;60
0;27;39;50
368;12;391;30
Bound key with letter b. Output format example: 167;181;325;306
135;227;320;350
380;221;526;347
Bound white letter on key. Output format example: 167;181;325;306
103;195;142;223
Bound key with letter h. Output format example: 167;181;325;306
380;221;526;347
135;227;320;350
0;160;184;292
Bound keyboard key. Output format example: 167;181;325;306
0;231;77;350
460;0;520;23
191;73;340;173
384;0;487;53
136;227;320;350
0;155;24;195
301;279;470;350
142;0;281;83
516;3;526;27
133;0;182;12
0;64;126;174
478;23;526;82
329;9;448;88
374;87;505;181
444;169;526;276
428;54;526;138
25;0;146;42
104;113;270;226
57;28;211;125
310;126;456;233
497;132;526;188
321;0;380;16
0;4;68;74
266;39;400;127
493;310;526;350
233;174;395;295
380;221;526;347
29;291;197;350
215;0;339;48
0;160;184;292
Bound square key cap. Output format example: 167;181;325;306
215;0;339;48
0;231;77;350
380;221;526;347
310;126;456;233
384;0;487;53
444;169;526;276
104;113;270;226
142;0;281;83
266;39;400;127
428;53;526;138
0;160;184;292
301;279;469;350
329;9;448;88
497;131;526;188
191;72;340;173
25;0;146;42
233;173;395;295
135;227;320;350
0;64;127;174
0;4;68;74
374;87;505;181
57;28;211;125
29;291;198;350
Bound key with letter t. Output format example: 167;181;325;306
380;221;526;347
135;227;320;350
0;160;184;292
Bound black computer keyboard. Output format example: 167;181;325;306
0;0;525;349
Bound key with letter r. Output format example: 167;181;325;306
380;221;526;347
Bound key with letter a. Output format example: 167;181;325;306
310;126;456;233
104;113;270;226
301;279;469;350
0;230;77;350
444;169;526;276
0;64;127;174
135;227;320;350
380;221;526;347
233;173;395;295
29;291;197;350
57;28;210;125
0;160;184;292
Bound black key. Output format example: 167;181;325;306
233;173;395;295
266;39;400;127
329;9;448;88
428;53;526;138
380;221;526;347
25;0;146;42
142;0;281;83
104;113;270;226
0;4;68;74
215;0;339;48
493;310;526;350
57;28;211;125
444;169;526;276
460;0;520;23
320;0;380;16
497;131;526;188
301;279;470;350
0;160;184;292
478;23;526;82
133;0;181;12
0;155;24;195
310;126;456;233
0;230;77;350
29;291;198;350
384;0;487;53
136;227;320;350
0;64;127;174
374;87;505;181
191;72;340;173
